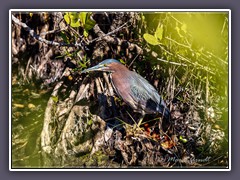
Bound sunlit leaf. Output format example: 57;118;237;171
154;24;163;41
83;30;88;37
70;18;80;28
79;62;87;68
79;12;87;26
87;119;93;126
179;135;188;143
64;12;80;27
63;12;70;24
143;33;160;45
119;59;126;64
51;96;59;103
84;13;96;31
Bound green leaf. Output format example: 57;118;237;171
143;33;160;45
64;12;71;24
119;59;126;64
51;96;59;103
83;30;88;37
64;12;80;27
55;55;65;59
60;31;69;43
87;119;93;126
70;13;80;28
84;13;96;31
179;135;188;143
71;21;80;27
79;12;87;26
64;12;95;37
79;61;87;68
154;24;163;41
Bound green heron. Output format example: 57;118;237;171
81;59;170;126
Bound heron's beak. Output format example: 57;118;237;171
81;64;109;74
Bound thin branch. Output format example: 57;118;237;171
12;14;81;47
157;58;187;66
169;14;183;25
205;51;228;65
165;36;191;49
88;22;129;44
103;12;111;25
157;45;215;75
39;27;68;37
92;24;143;55
221;17;227;35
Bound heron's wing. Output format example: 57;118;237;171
129;71;169;117
129;71;161;103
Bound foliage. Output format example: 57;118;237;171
64;12;96;37
141;12;228;126
143;24;163;45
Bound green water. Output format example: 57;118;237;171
11;84;50;168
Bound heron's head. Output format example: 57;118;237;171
81;59;122;73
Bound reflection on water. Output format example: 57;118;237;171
12;84;50;168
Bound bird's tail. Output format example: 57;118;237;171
162;106;170;119
158;101;170;120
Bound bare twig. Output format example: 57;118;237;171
39;27;68;37
205;51;228;65
12;14;81;47
169;14;183;25
157;58;187;66
221;17;227;35
103;12;111;24
128;44;146;68
165;37;191;49
88;22;129;44
92;24;143;55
